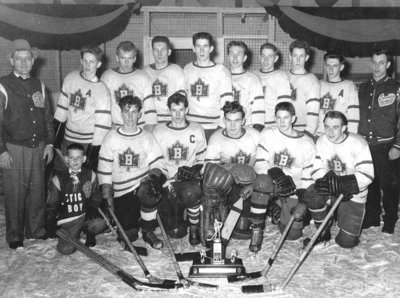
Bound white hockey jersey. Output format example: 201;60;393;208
98;128;166;198
100;68;157;128
205;127;260;166
54;70;111;146
253;69;292;127
184;62;233;130
288;72;320;134
255;127;316;190
317;79;360;136
311;133;374;204
152;121;206;179
231;71;265;126
143;63;185;124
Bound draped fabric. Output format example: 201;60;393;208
0;3;137;50
265;5;400;57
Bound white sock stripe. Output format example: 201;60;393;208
141;210;157;221
250;207;267;214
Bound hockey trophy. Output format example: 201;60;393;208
189;219;246;278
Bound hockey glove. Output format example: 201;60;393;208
290;202;307;222
268;167;296;197
295;188;307;203
177;164;203;182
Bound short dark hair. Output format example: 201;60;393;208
118;95;142;112
80;45;103;61
222;101;245;119
116;41;137;56
66;143;85;155
227;41;248;56
275;101;296;116
192;32;213;46
152;36;171;49
289;40;310;55
371;47;392;62
324;51;345;64
260;42;279;55
167;92;188;109
323;110;348;126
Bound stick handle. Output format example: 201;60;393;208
262;215;295;277
279;194;344;290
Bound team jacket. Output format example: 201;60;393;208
317;79;360;135
358;75;400;149
101;68;157;128
46;167;101;225
288;71;321;134
205;127;260;166
311;133;374;204
255;127;316;190
0;73;54;153
143;63;185;124
98;127;166;198
253;69;292;127
54;70;111;146
184;62;233;130
231;71;265;126
152;121;206;179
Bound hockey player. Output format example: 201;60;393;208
144;36;185;124
101;41;157;132
45;143;106;255
305;111;374;248
227;41;265;128
317;51;359;136
255;101;316;247
253;42;292;127
204;101;275;252
152;92;206;245
287;40;320;138
184;32;233;141
358;48;400;234
54;45;111;172
98;95;167;249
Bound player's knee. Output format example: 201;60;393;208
305;184;326;209
335;229;360;248
279;222;302;240
251;174;273;206
177;180;203;208
58;243;76;255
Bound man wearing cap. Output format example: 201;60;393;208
0;39;55;249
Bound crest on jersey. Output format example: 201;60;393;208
119;147;139;171
378;93;395;107
273;149;295;168
190;78;209;100
167;141;188;165
152;79;167;100
328;155;346;174
233;86;241;103
289;83;297;101
115;84;134;104
32;91;45;108
231;150;250;164
320;92;336;112
70;89;87;112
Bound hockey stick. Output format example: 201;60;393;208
156;213;218;288
56;229;182;291
241;194;344;293
97;208;148;257
227;215;295;283
221;196;243;245
106;207;177;285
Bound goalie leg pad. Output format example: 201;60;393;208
251;174;274;207
278;197;303;240
335;229;360;248
337;200;365;237
203;163;234;198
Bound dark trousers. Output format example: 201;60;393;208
3;142;46;243
114;190;141;240
364;143;399;227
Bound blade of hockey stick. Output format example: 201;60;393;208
228;215;295;283
156;214;218;289
56;229;182;290
221;197;243;245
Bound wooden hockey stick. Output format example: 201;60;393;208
156;213;218;288
221;196;244;245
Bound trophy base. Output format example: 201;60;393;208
189;255;246;278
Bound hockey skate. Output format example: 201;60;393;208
143;231;163;250
249;226;264;253
189;225;200;246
